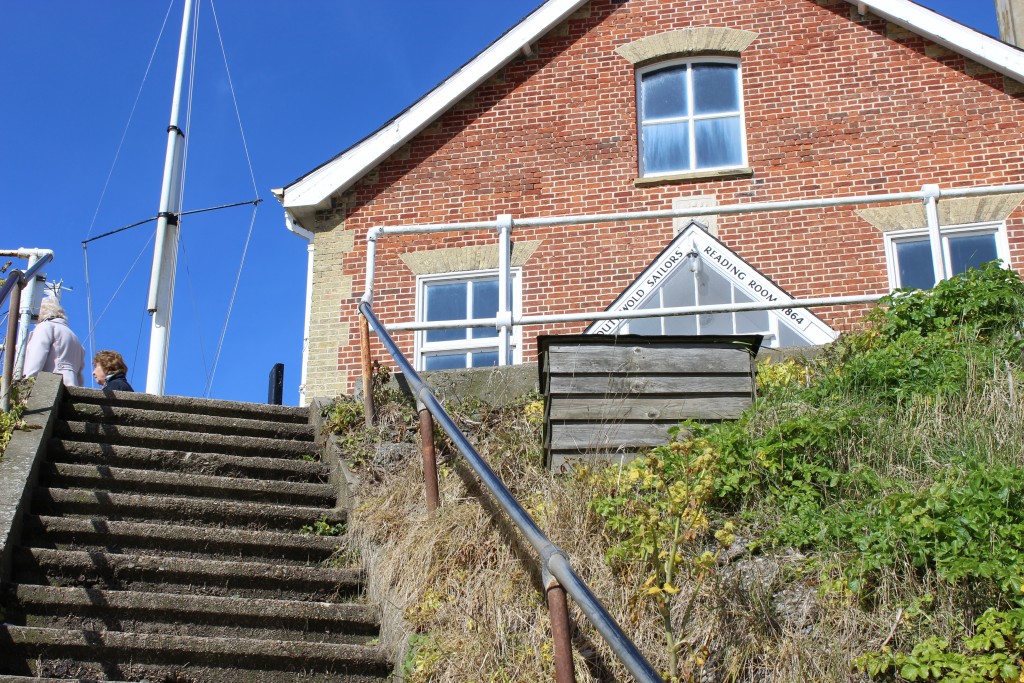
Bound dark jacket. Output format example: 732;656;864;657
103;372;134;393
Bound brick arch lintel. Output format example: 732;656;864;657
400;241;542;276
614;28;759;65
856;193;1024;232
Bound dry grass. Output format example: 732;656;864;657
335;356;1024;682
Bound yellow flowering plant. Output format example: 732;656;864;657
590;435;735;681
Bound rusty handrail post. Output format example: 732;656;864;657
545;569;576;683
1;276;24;413
418;402;440;513
359;312;375;426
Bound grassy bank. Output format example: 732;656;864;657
326;262;1024;682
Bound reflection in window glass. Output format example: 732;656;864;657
639;60;744;175
891;230;1002;290
695;117;743;168
948;234;998;273
425;282;468;343
894;239;935;290
692;64;739;114
643;122;691;174
471;351;499;367
424;353;468;371
642;66;688;119
471;280;499;339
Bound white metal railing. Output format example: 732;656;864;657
361;183;1024;363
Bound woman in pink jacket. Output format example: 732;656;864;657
23;298;86;386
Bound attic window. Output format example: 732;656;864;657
637;59;747;177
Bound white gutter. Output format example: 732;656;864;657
843;0;1024;82
284;209;314;406
281;0;589;213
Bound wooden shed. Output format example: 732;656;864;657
539;335;762;471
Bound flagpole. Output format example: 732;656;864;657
145;0;193;395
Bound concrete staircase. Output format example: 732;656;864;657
0;385;391;682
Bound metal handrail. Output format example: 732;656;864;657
359;301;665;683
1;252;54;412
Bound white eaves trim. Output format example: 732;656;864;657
280;0;1024;215
843;0;1024;82
281;0;588;212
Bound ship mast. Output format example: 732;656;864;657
145;0;194;395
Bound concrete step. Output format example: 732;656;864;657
42;463;335;507
0;626;391;682
22;515;343;565
60;402;316;441
55;421;316;459
64;386;310;425
47;439;326;482
13;547;361;601
3;585;379;645
33;488;340;532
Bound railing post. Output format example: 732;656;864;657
923;184;948;284
417;400;440;513
359;312;376;426
2;277;24;413
496;214;513;366
545;568;576;683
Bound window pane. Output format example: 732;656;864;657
948;234;998;274
471;279;499;339
643;121;690;173
424;352;469;371
895;239;935;290
641;66;688;120
425;282;468;343
471;351;499;367
777;320;808;347
692;63;739;114
663;268;698;334
695;116;742;168
697;269;732;334
733;286;769;333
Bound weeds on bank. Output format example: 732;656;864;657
322;262;1024;682
0;379;30;459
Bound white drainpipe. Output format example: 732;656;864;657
284;210;314;406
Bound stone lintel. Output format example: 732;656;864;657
615;28;759;65
857;193;1024;232
400;241;542;276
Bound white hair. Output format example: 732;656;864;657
38;298;66;323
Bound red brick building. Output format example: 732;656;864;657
274;0;1024;401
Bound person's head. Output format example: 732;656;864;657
92;350;128;386
38;298;66;323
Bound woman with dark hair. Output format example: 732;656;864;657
23;297;86;386
92;350;134;393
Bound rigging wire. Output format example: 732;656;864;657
204;202;258;398
82;199;263;246
209;0;260;198
130;293;149;389
83;232;156;346
84;0;177;241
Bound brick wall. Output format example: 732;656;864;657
306;0;1024;397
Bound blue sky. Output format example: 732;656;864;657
0;1;1000;405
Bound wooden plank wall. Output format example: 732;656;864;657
540;336;759;471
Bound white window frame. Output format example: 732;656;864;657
883;221;1010;290
414;269;522;371
637;57;748;177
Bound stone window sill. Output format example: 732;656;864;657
634;167;754;186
